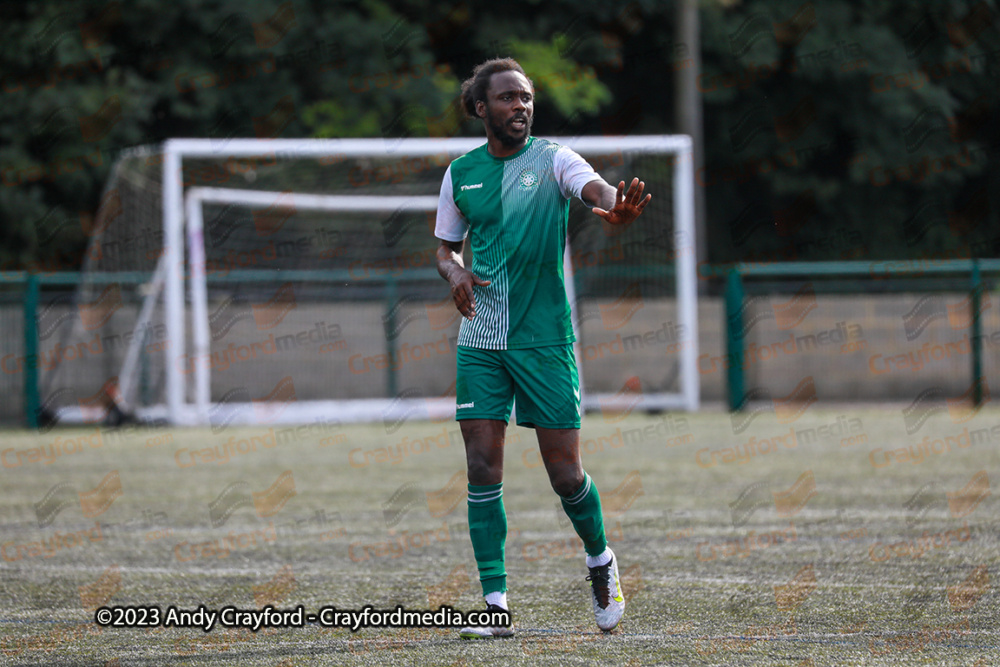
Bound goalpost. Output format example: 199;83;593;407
53;136;699;427
181;186;444;425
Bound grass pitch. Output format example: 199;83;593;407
1;407;998;665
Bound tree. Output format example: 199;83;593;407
1;0;997;272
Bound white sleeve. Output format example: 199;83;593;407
434;164;468;241
554;145;604;202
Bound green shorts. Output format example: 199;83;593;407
455;344;581;429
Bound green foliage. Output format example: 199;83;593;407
508;38;611;118
696;0;999;263
1;0;998;271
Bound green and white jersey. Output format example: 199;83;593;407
435;137;602;350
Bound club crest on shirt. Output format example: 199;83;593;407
518;170;539;190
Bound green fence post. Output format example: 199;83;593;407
23;274;40;429
384;278;398;399
971;258;983;406
725;269;745;412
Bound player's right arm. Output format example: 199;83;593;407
436;240;490;320
435;164;490;321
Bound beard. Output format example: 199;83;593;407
486;105;532;148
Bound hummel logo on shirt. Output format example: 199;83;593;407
456;402;475;409
460;183;483;191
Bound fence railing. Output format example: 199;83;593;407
9;259;1000;425
13;269;444;428
705;259;1000;411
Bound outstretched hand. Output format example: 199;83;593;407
592;177;651;227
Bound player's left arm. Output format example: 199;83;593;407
582;177;651;227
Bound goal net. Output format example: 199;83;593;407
42;136;698;427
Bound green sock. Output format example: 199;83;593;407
467;482;507;595
560;472;608;557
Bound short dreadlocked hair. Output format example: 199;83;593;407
460;58;533;119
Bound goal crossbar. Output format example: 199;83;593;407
162;136;699;426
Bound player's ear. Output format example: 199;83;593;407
475;100;486;119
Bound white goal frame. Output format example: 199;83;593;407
161;136;699;426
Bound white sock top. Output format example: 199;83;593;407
485;591;508;610
586;547;613;569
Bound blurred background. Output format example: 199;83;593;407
0;0;998;424
2;0;997;269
